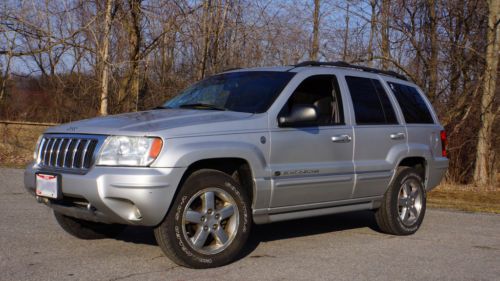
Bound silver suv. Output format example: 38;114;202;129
24;61;448;268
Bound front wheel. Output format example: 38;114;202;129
154;169;251;268
375;167;426;235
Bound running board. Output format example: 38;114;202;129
253;201;379;224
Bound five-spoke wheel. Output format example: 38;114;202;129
375;167;427;235
397;178;423;226
154;169;251;268
182;188;239;255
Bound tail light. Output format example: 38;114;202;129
440;130;447;157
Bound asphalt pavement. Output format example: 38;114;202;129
1;168;499;281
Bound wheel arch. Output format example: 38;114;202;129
396;156;428;187
180;158;255;202
162;157;257;222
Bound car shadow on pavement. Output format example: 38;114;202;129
253;210;379;242
238;210;380;260
114;210;381;259
115;226;157;245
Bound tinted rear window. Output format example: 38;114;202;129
388;82;434;124
345;76;398;125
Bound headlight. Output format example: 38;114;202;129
96;136;163;166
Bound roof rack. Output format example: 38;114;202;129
292;61;408;81
222;67;242;72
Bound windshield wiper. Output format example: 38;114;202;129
179;103;227;111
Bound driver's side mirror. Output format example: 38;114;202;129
278;105;318;127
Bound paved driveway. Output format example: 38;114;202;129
1;168;499;281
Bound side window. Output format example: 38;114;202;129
280;75;344;126
345;76;398;125
388;82;434;124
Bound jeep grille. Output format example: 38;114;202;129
36;135;105;172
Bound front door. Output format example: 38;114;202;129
269;75;355;208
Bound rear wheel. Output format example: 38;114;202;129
53;211;126;239
154;169;251;268
375;167;426;235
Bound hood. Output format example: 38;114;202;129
45;109;266;137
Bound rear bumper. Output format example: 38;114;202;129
426;157;449;191
24;163;186;226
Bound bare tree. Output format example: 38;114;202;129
99;0;115;116
425;0;438;101
310;0;320;60
0;32;15;103
343;2;350;61
473;0;499;187
367;0;377;67
198;0;212;80
0;0;497;185
380;0;390;70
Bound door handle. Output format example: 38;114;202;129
390;132;405;140
331;134;352;143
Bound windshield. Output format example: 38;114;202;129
164;71;296;113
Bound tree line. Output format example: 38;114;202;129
0;0;498;187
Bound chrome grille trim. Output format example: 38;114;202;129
62;139;73;167
71;139;81;168
36;134;107;174
48;139;57;166
37;138;47;164
55;139;64;166
80;140;91;168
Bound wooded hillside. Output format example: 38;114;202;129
0;0;498;187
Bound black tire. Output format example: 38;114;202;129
54;211;126;240
154;169;251;268
375;167;426;235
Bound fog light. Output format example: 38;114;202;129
128;206;142;221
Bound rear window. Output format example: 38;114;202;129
345;76;398;125
388;82;434;124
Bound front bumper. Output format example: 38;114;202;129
24;163;186;226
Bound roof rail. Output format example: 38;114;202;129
222;67;242;72
292;61;408;81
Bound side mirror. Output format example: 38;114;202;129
278;105;318;127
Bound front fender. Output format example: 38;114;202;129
154;135;270;178
153;137;272;212
173;142;267;176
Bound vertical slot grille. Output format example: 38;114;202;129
37;135;100;171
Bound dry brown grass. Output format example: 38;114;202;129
0;123;47;168
428;183;500;214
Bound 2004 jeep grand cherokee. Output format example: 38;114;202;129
24;61;448;268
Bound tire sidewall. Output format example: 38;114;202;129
390;170;426;234
166;171;251;267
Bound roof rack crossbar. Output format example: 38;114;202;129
293;61;408;81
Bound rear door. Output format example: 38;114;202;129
385;80;442;177
343;75;407;198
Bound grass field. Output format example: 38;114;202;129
428;184;500;214
1;122;498;214
0;123;47;168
